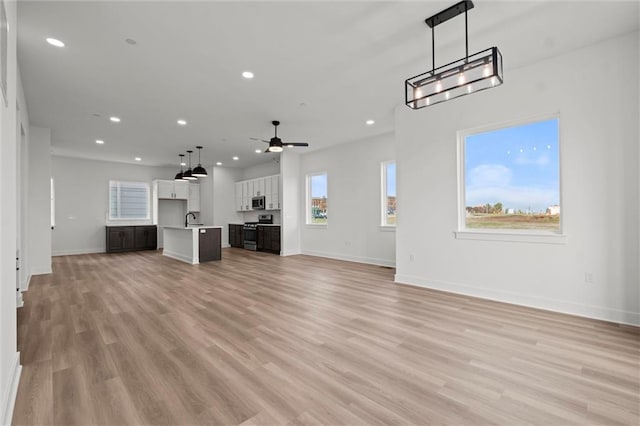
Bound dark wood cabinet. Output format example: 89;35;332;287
106;226;157;253
199;227;221;262
257;225;280;254
228;224;244;248
134;227;157;250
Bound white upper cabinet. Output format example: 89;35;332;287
156;180;188;200
235;174;280;211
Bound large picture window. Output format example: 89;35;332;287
109;181;150;220
381;161;396;226
307;172;327;225
459;116;560;233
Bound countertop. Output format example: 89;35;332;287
229;223;281;227
163;225;223;230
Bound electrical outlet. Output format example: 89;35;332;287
585;272;593;283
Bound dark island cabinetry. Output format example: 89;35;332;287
106;225;157;253
257;225;280;254
228;224;244;248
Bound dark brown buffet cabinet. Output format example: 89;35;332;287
106;225;157;253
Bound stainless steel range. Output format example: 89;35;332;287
243;214;273;250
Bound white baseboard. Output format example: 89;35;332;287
16;291;23;308
52;248;105;256
394;274;640;327
0;352;21;426
221;243;231;249
30;267;51;276
302;250;395;268
162;250;195;265
281;249;301;257
20;274;31;292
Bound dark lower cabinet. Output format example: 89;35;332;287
257;225;280;254
228;224;244;248
106;226;157;253
199;227;221;262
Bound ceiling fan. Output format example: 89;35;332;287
250;120;309;153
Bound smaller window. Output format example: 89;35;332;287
381;161;396;226
307;172;327;225
109;181;150;220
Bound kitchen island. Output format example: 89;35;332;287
162;226;222;264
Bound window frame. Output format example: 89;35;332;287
306;172;328;226
456;113;566;244
108;180;151;221
381;160;396;228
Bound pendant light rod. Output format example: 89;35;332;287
425;0;474;72
465;2;469;62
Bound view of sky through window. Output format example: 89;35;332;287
465;118;559;214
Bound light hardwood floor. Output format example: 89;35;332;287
12;249;640;425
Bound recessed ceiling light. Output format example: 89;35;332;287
232;156;239;161
255;149;262;153
95;140;104;145
46;38;65;47
242;71;254;79
366;119;375;125
135;157;141;161
216;162;222;166
177;119;187;126
110;116;121;123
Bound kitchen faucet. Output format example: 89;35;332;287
185;212;196;228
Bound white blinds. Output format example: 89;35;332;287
109;181;149;220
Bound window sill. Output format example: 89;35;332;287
305;224;328;229
379;226;396;232
454;230;567;244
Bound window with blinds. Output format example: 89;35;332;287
109;181;150;220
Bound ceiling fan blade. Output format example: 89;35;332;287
249;137;270;143
285;142;309;147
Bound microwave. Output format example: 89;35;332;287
251;196;265;210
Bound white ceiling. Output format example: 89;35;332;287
17;1;639;169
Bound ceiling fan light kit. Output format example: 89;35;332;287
253;121;309;154
405;0;503;109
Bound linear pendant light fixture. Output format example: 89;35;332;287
182;150;197;180
192;146;208;178
405;0;503;109
174;154;186;181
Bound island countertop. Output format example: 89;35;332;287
163;225;223;230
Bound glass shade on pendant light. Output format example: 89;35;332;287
404;1;503;109
174;154;186;181
183;150;197;180
192;146;208;177
406;47;503;109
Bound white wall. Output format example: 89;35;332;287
51;155;177;255
298;133;396;266
27;126;51;274
242;160;280;180
0;1;22;423
395;32;640;325
17;72;29;292
212;166;243;247
281;151;301;256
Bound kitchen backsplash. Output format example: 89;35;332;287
242;210;281;224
